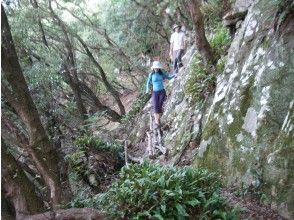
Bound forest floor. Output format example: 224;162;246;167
221;189;287;220
99;90;138;131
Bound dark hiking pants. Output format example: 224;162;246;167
152;89;166;113
173;49;184;74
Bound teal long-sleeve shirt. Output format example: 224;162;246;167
146;71;174;93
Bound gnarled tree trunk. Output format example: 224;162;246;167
48;0;125;116
20;208;108;220
2;141;107;220
185;0;215;65
1;5;62;207
1;141;44;219
76;34;126;115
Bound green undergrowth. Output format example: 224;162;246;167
65;135;123;179
69;162;241;219
185;23;230;104
209;24;231;59
74;135;123;154
185;55;216;104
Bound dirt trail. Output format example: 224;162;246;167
221;189;287;220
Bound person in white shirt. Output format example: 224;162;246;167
169;24;186;74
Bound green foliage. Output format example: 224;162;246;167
65;135;123;177
216;56;227;73
99;0;169;58
209;24;231;58
185;55;216;103
65;150;87;174
97;161;240;219
63;189;96;208
74;135;123;154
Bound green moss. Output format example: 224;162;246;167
193;137;228;176
170;114;193;156
262;37;271;49
216;57;226;73
202;118;219;140
240;84;254;116
231;150;252;174
199;148;227;174
226;113;244;147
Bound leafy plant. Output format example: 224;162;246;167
65;150;87;175
185;55;216;104
62;188;96;209
65;135;124;179
209;24;231;58
74;135;123;154
96;161;240;219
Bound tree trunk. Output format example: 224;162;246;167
1;141;44;219
185;0;215;65
79;82;122;122
20;208;108;220
1;5;62;207
222;0;232;16
30;0;49;47
1;191;16;220
76;35;126;115
62;63;88;120
1;113;47;193
48;0;88;120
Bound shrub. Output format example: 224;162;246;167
184;55;216;104
209;24;231;58
74;135;123;154
65;135;124;181
63;188;96;208
96;161;240;219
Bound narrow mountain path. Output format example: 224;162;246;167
221;189;287;220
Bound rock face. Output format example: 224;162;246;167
193;0;294;218
127;0;294;218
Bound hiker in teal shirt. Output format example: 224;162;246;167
146;61;175;128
